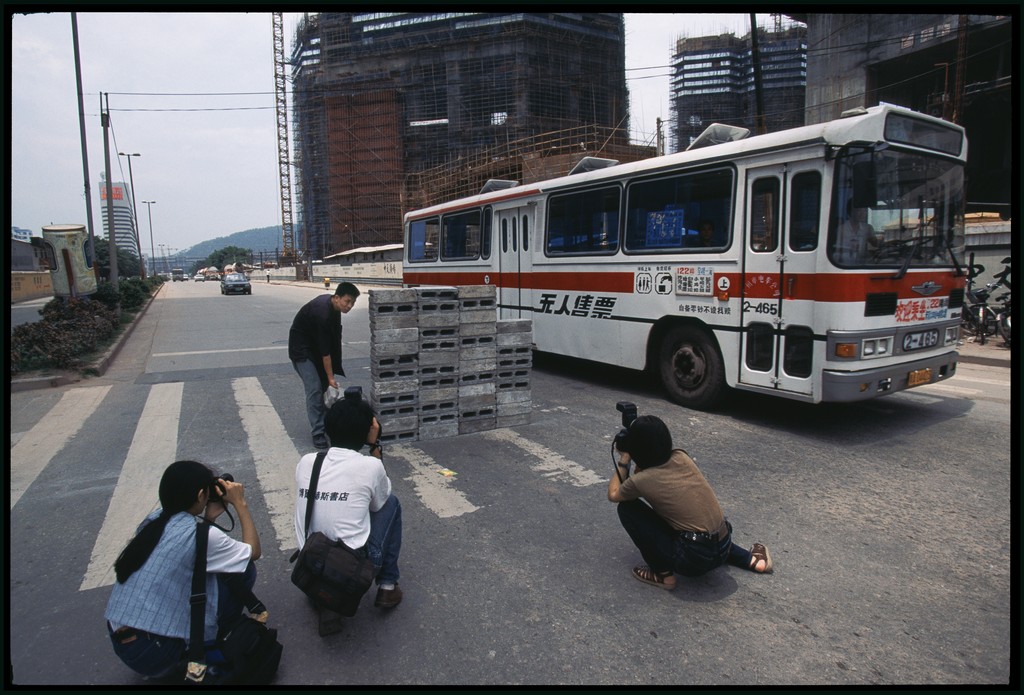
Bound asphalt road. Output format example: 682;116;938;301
8;279;1014;687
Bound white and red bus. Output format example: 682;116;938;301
403;104;967;409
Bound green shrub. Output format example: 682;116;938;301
10;295;122;375
119;278;149;311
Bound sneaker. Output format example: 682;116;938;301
374;584;403;609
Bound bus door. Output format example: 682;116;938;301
739;164;817;397
496;205;534;319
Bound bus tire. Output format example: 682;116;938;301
658;326;725;410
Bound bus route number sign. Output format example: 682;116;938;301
675;266;714;296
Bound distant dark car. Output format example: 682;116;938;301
221;273;251;295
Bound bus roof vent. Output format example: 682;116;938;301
479;179;519;194
840;107;869;118
686;123;751;151
568;156;619;175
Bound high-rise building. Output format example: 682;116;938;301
670;24;807;152
290;12;641;260
11;226;33;243
98;176;138;257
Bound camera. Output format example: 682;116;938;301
210;473;234;504
344;385;363;402
614;402;638;453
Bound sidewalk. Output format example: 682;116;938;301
10;281;1012;392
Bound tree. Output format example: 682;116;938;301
205;245;253;272
92;236;142;280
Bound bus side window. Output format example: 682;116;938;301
547;186;619;255
409;218;439;262
789;172;821;252
481;208;492;259
750;178;779;252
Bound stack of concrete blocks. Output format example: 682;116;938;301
417;287;461;440
367;284;532;442
368;288;420;444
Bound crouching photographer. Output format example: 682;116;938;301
105;461;280;684
606;404;773;591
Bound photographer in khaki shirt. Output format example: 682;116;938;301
607;415;772;590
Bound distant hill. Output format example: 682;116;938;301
180;225;284;260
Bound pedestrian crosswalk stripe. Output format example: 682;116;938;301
387;445;481;518
482;429;604;487
11;385;112;510
81;382;183;591
231;376;302;551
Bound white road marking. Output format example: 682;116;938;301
387;445;480;518
81;382;182;591
10;385;112;509
482;429;604;487
232;377;303;551
152;346;287;358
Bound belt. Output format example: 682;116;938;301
679;520;730;544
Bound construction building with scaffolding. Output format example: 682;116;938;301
289;12;655;262
670;21;808;152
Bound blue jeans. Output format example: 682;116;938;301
108;562;258;679
292;359;328;445
365;494;402;585
616;499;751;576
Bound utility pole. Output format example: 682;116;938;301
101;93;119;289
71;14;99;283
119;152;145;278
750;13;767;135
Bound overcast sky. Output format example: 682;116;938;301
9;11;774;255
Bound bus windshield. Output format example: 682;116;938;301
828;148;965;269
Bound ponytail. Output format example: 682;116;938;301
113;461;213;583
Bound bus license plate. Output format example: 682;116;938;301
902;329;939;352
907;368;932;387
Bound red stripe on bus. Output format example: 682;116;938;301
403;270;965;301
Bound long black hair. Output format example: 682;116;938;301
113;460;214;584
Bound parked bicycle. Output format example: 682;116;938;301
961;256;1011;346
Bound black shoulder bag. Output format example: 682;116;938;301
187;521;282;685
289;451;376;617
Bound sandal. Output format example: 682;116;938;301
749;543;773;574
632;565;676;590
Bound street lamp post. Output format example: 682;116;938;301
142;200;157;276
118;152;144;278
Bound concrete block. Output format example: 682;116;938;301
418;311;461;329
496;318;532;334
458;368;495;385
371;342;420;360
419;373;458;390
457;285;496;300
419;350;459;367
419;386;459;405
380;428;418;444
497;346;532;368
459;393;496;410
418;421;459;440
378;414;419;432
458;357;496;374
419;400;458;418
496;331;533;347
459;321;497;337
416;286;459;301
418;365;459;382
370;327;419;344
460;346;497;361
460;308;497;324
496;388;532;405
459;413;497;435
458;381;496;398
369;314;419;330
369;288;418;305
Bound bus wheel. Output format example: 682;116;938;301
658;326;725;409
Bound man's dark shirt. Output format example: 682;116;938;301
288;294;343;386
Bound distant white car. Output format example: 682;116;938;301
194;273;205;282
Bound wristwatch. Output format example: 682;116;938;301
368;441;383;454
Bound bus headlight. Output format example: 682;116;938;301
861;336;892;358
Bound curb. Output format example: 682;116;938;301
10;285;162;393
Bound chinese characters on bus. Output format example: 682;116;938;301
537;293;617;319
